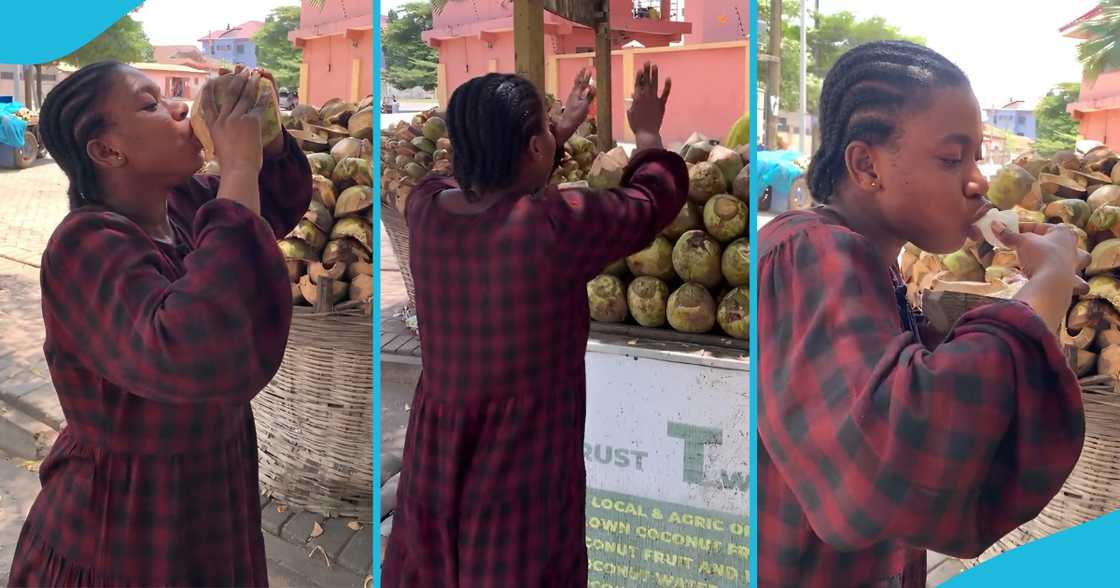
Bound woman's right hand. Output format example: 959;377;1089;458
627;62;671;151
200;68;267;176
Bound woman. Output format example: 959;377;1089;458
8;62;310;586
756;40;1087;587
382;64;687;586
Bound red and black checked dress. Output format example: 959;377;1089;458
381;149;688;587
756;209;1086;588
7;130;311;587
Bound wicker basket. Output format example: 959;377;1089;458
381;203;416;308
964;375;1120;567
253;288;373;521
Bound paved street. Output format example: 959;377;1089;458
0;159;370;586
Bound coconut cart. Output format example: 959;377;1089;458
0;99;46;169
900;145;1120;569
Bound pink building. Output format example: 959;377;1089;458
59;62;210;101
1062;6;1120;149
288;0;373;108
153;45;224;78
422;0;747;145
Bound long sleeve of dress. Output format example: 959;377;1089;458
170;127;313;238
545;148;689;280
758;222;1085;559
40;199;293;404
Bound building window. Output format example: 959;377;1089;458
0;72;12;80
237;44;245;54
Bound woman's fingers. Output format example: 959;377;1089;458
1077;248;1091;272
1074;275;1090;296
660;77;672;104
230;71;260;117
1015;222;1058;236
199;81;218;126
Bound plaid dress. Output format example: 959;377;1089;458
756;210;1086;587
7;130;311;587
381;149;688;587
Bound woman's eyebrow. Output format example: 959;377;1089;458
940;132;973;147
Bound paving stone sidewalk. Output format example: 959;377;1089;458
0;161;371;586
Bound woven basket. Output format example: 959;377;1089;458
965;375;1120;568
381;203;416;308
253;289;373;521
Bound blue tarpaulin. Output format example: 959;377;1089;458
0;102;28;149
756;149;805;211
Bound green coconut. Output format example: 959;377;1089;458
942;249;984;282
627;276;671;328
703;194;748;242
422;117;447;142
722;238;748;287
190;75;281;161
688;162;728;204
307;152;336;178
672;230;723;288
717;287;749;340
987;164;1034;210
707;145;744;185
667;283;717;333
663;203;703;241
588;274;629;323
1044;198;1091;228
1088;239;1120;276
626;236;677;281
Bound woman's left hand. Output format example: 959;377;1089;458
219;65;286;158
554;68;595;145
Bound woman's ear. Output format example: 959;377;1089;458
844;140;881;191
87;138;127;168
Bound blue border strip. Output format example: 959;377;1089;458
747;0;759;585
0;1;142;63
372;0;383;585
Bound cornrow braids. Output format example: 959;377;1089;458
806;41;969;203
38;61;125;210
446;73;546;194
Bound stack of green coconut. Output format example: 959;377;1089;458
274;96;375;309
379;107;603;214
586;133;750;341
904;146;1120;378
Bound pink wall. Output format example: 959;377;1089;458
299;0;370;29
1078;110;1120;151
140;70;208;100
1078;70;1120;103
553;43;748;146
684;0;748;45
299;29;372;108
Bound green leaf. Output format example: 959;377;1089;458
252;6;303;90
385;3;439;92
60;15;154;67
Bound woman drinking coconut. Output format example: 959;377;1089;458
757;41;1088;587
382;64;687;586
7;63;310;586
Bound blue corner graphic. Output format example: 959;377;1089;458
946;509;1120;586
0;1;142;64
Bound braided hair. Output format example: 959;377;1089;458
39;61;125;210
807;41;969;203
446;73;546;193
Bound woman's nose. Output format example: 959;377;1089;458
170;100;189;121
968;167;990;199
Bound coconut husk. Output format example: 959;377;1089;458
285;260;305;283
278;238;319;262
289;128;329;152
323;238;372;267
346;261;373;279
299;274;347;306
308;261;346;284
303;200;334;234
336;185;373;218
349;274;373;302
289;220;329;251
348;107;374;140
331;217;373;252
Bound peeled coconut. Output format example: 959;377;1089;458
331;217;373;252
1044;198;1091;228
973;208;1019;249
1089;185;1120;212
308;261;346;284
688;162;727;204
289;220;328;251
663;203;703;241
587;274;629;323
672;230;723;288
190;74;281;161
312;175;337;209
307;152;336;178
708;145;744;184
942;249;984;282
1088;239;1120;276
348;107;374;140
626;236;676;281
627;276;670;328
303;200;334;234
703;194;748;242
336;185;374;218
717;286;748;340
987;164;1034;210
332;137;372;162
722;238;748;287
684;141;714;164
667;283;717;333
588;147;629;189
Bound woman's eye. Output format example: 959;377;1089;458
143;102;159;112
940;157;962;167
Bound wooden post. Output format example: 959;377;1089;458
514;0;546;91
298;62;309;108
350;58;361;103
595;9;612;150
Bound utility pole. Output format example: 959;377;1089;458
799;0;807;155
765;0;781;149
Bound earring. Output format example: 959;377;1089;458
870;180;878;188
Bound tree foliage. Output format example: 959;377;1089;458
384;2;439;91
60;15;153;67
253;6;303;90
759;2;925;116
1075;0;1120;83
1033;83;1081;157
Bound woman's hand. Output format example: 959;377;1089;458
202;68;267;214
627;62;671;152
996;221;1090;332
554;68;595;145
218;65;286;158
